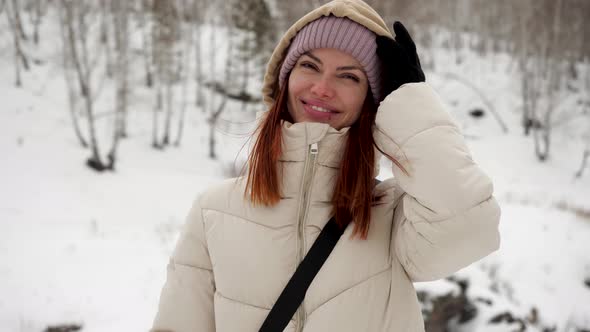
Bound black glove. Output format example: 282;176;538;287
376;21;425;99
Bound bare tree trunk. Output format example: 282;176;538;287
99;0;108;43
521;66;533;136
532;0;564;162
162;78;174;146
5;0;29;87
11;0;27;40
208;98;227;159
63;0;106;171
100;0;113;78
531;54;547;161
532;120;549;161
106;0;130;170
59;6;88;148
151;0;163;149
208;21;232;159
174;21;193;147
517;1;534;136
240;36;250;113
535;60;555;162
152;102;161;148
66;76;88;148
194;24;204;108
161;38;178;147
152;0;178;148
152;70;162;148
575;149;589;178
6;6;21;87
30;0;43;44
576;58;590;178
140;0;153;87
449;0;464;65
206;12;216;114
193;0;204;108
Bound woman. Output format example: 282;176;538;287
151;0;501;331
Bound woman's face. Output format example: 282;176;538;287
287;48;369;130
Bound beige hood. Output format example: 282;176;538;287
261;0;394;107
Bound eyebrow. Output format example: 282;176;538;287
302;51;364;72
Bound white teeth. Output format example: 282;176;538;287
310;105;332;113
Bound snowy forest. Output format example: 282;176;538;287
1;0;589;331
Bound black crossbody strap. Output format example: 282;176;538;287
258;217;345;332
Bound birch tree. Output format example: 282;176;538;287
5;0;29;86
61;0;107;171
515;0;561;161
206;3;229;159
10;0;27;40
228;0;273;111
203;0;272;159
99;0;114;78
58;3;88;148
192;0;206;109
575;49;590;178
173;1;194;147
105;0;131;169
27;0;45;44
139;0;154;87
151;0;179;148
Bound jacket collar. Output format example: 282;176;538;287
275;120;381;204
279;121;349;168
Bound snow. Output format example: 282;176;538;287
1;9;589;332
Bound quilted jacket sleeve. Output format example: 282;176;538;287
374;82;501;282
151;196;215;332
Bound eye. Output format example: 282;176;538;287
341;73;360;83
299;61;318;71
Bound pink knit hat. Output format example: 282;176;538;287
278;15;382;103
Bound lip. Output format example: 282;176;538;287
300;98;339;121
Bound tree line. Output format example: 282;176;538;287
3;0;274;171
2;0;589;177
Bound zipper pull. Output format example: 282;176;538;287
310;143;318;155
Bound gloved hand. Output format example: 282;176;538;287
376;21;425;99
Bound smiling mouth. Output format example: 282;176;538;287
302;100;338;114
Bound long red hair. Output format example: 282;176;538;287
245;78;406;240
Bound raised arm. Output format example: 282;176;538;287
375;82;501;282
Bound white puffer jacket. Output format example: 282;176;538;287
151;1;501;331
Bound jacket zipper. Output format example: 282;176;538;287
295;142;318;332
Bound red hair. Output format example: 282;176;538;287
245;79;407;240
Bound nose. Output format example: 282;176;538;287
310;76;335;99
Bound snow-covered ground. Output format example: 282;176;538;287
1;11;589;332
